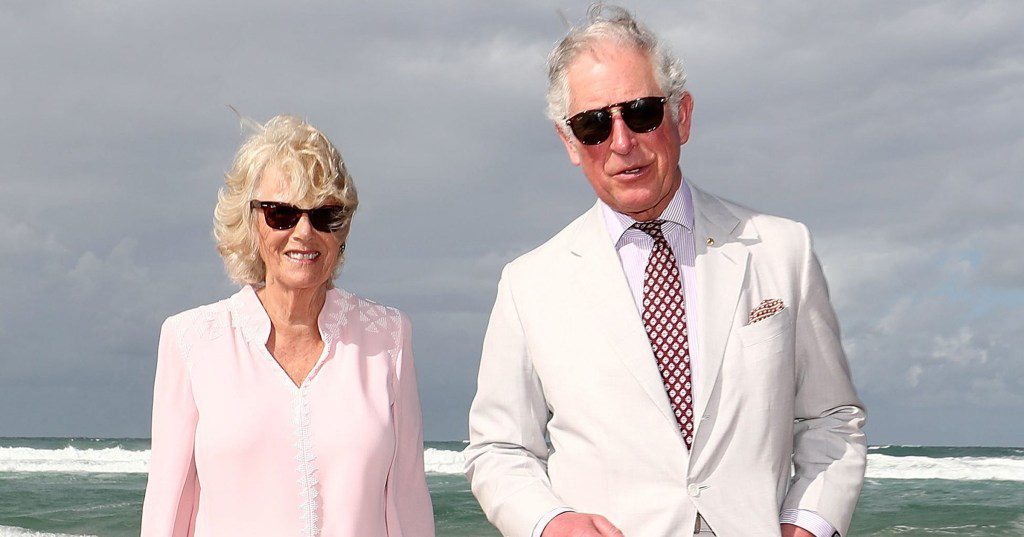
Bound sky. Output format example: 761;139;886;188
1;1;1022;446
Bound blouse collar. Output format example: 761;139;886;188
229;284;350;348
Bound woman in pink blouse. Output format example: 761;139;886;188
141;115;435;536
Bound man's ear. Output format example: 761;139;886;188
556;124;582;167
676;92;694;145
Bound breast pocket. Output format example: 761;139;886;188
736;305;794;350
734;306;796;405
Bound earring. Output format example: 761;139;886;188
340;243;346;253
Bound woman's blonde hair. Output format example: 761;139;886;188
213;115;358;285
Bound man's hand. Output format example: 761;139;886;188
542;512;624;537
780;523;817;537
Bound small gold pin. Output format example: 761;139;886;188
706;237;715;246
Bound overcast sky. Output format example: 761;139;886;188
1;1;1021;446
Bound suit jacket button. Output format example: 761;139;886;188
687;483;702;497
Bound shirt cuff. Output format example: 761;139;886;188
780;509;839;537
532;507;575;537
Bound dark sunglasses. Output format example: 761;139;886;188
565;96;667;145
250;200;346;233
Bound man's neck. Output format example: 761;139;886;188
622;169;682;222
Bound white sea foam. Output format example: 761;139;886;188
0;526;93;537
3;446;1022;482
0;446;149;474
423;447;466;474
865;454;1024;482
0;446;467;475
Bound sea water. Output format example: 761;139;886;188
1;439;1021;536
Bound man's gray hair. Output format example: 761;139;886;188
546;4;687;137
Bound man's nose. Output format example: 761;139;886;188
608;111;635;155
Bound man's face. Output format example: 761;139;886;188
558;42;693;221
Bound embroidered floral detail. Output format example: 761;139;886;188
196;308;226;341
173;304;227;370
293;388;320;537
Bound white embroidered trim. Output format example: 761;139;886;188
359;300;403;368
294;387;320;537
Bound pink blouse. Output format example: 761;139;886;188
141;285;435;537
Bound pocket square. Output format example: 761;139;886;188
748;298;785;324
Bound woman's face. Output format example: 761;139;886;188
254;165;343;292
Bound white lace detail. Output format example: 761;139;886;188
293;388;320;537
333;287;356;321
320;289;352;355
358;299;404;367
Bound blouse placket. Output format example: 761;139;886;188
231;288;351;537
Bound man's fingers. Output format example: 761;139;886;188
592;515;625;536
541;512;623;537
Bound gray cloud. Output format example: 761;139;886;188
1;1;1021;445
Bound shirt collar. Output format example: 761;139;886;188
229;284;345;346
598;177;694;245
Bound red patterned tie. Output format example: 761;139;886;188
635;220;694;449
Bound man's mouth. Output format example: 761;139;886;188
613;164;650;177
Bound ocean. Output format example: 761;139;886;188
0;439;1021;536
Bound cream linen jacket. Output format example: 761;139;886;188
465;185;866;537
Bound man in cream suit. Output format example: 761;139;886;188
465;5;866;537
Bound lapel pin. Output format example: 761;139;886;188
706;237;715;246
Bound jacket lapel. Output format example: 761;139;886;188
690;185;753;434
568;203;678;427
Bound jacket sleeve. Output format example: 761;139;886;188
464;265;565;537
384;313;436;537
141;316;200;537
782;224;868;536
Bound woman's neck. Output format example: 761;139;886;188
256;281;327;337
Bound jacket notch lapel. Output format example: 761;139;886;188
690;186;752;434
569;206;678;427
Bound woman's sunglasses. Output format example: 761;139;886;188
565;96;667;146
250;200;346;233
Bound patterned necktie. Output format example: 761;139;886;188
634;220;694;449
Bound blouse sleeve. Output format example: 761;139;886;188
384;313;436;536
141;316;200;537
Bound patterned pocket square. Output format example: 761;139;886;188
748;298;785;324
